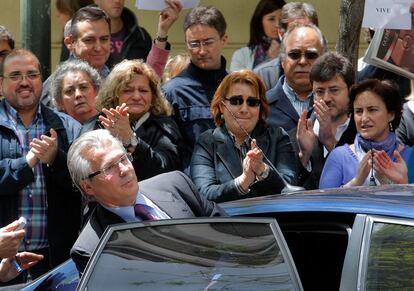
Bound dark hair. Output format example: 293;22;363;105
279;2;318;33
310;52;355;89
2;48;41;74
211;70;269;127
349;79;403;130
0;25;15;50
183;6;227;37
70;6;111;40
248;0;286;47
55;0;94;17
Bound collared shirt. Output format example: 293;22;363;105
313;117;351;157
4;100;48;251
283;80;313;116
105;192;170;222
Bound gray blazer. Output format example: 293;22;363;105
70;171;224;273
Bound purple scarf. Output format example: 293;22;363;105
354;132;399;161
252;36;273;68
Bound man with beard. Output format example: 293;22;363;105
0;49;81;283
266;24;326;131
294;52;357;189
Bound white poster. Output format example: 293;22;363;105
136;0;200;11
362;0;412;29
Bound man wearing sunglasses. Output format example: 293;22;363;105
68;129;224;273
0;49;82;284
254;2;319;91
266;23;326;132
162;6;229;174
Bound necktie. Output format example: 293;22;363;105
134;203;160;221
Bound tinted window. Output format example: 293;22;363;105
83;221;300;290
365;222;414;290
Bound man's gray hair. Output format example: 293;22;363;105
279;23;327;59
67;129;124;198
51;59;101;110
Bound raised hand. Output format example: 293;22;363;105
99;103;134;145
296;110;315;166
30;128;58;165
374;150;408;184
157;0;183;39
314;98;336;150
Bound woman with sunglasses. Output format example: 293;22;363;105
190;70;297;202
320;79;411;188
230;0;286;71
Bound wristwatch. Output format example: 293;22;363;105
125;132;139;148
155;34;168;42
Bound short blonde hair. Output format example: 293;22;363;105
162;53;190;83
95;59;172;116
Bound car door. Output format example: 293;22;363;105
340;214;414;291
77;217;304;291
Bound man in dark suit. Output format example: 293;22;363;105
293;52;357;189
266;24;326;131
67;129;224;273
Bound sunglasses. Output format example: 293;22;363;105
287;49;319;61
225;95;261;107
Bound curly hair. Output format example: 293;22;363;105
95;59;172;116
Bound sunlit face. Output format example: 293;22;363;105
185;24;228;70
262;9;281;39
353;91;394;142
81;145;138;208
2;55;42;113
71;19;111;71
94;0;125;19
313;75;350;122
281;27;323;96
118;74;152;120
59;71;98;124
219;83;260;141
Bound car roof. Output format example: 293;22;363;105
220;184;414;219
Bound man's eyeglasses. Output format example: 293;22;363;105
225;95;261;107
314;86;347;98
3;72;41;82
87;153;133;179
187;38;217;50
287;49;319;61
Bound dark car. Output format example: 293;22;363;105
19;185;414;290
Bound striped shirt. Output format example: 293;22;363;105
4;101;48;251
283;79;313;116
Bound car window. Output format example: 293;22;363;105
78;218;303;291
364;220;414;290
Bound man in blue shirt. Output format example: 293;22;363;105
68;129;224;273
0;49;81;283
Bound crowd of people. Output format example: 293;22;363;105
1;0;414;285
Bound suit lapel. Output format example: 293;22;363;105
140;189;195;219
215;127;242;178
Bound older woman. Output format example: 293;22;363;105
320;79;411;188
51;59;100;124
190;70;297;202
82;59;182;180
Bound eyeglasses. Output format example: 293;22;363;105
314;86;347;98
287;49;319;61
87;153;133;179
187;38;217;50
225;95;261;107
3;72;41;82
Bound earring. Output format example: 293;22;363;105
220;113;224;122
389;122;393;131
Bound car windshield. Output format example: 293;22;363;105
79;218;302;290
